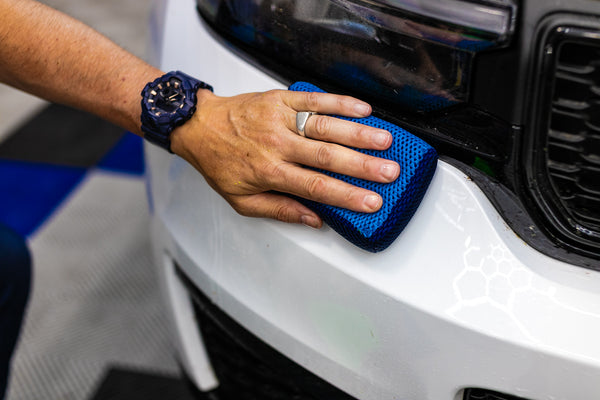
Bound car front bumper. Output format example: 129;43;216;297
146;1;600;399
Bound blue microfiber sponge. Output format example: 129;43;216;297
289;82;438;252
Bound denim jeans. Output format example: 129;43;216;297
0;223;31;399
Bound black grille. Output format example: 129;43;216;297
175;266;358;400
527;22;600;261
464;388;530;400
549;40;600;232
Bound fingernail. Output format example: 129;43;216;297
374;131;391;147
380;163;399;181
364;194;382;211
353;103;371;116
301;215;321;229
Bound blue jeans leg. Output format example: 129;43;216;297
0;224;31;399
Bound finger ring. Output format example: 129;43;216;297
296;111;317;137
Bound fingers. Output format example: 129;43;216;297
266;164;385;214
281;110;399;183
280;90;372;118
276;90;398;211
233;192;323;229
287;112;393;150
291;139;400;183
280;89;393;150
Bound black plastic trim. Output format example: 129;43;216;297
464;387;531;400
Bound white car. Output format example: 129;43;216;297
146;0;600;399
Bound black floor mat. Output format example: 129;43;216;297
0;103;124;167
89;367;199;400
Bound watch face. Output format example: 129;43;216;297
148;77;185;115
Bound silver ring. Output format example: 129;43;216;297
296;111;317;137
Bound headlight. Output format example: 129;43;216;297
197;0;516;114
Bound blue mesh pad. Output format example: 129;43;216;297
289;82;438;252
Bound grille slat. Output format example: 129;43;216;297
553;97;589;111
557;63;595;75
548;128;585;143
576;181;600;197
581;152;600;165
548;161;580;174
550;108;591;134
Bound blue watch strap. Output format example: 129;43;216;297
141;71;213;153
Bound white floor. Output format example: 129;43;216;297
7;172;179;400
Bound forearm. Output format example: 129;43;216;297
0;0;161;134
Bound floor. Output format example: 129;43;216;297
0;1;199;399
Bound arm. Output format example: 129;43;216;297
0;0;400;229
0;0;158;133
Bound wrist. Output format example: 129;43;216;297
170;87;215;157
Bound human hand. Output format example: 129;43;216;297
170;88;400;229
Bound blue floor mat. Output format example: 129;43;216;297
0;160;86;237
98;132;145;175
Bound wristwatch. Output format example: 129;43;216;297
140;71;213;153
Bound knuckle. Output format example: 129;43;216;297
270;161;287;177
305;175;327;198
361;156;373;174
260;91;283;111
264;89;281;99
306;91;320;110
262;161;286;184
357;126;371;141
343;186;356;204
256;101;279;121
274;206;294;223
314;144;334;167
264;130;284;148
314;116;332;140
230;199;251;217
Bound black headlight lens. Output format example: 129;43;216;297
198;0;515;114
